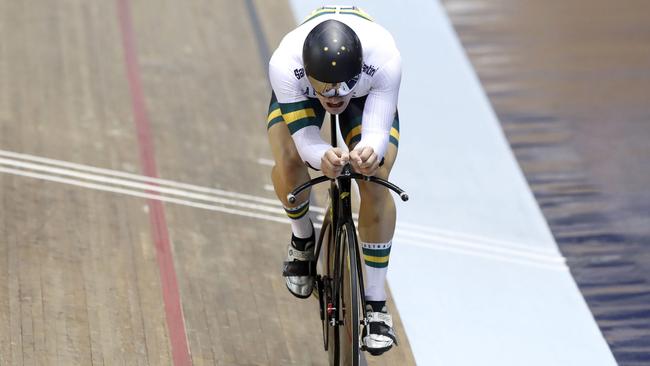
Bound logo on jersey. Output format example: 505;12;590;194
294;68;305;80
362;63;378;77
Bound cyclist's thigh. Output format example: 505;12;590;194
267;122;298;167
266;92;325;164
376;143;398;179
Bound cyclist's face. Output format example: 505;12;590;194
315;92;352;115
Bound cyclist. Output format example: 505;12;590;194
267;6;401;356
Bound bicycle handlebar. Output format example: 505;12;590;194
287;175;330;204
287;164;409;204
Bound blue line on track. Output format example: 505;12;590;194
243;0;271;72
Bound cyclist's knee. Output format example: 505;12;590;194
358;179;391;203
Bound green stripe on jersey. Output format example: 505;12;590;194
389;135;399;147
279;100;324;134
279;100;313;113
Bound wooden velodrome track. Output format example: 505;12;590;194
0;1;416;365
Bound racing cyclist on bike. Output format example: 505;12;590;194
266;6;401;356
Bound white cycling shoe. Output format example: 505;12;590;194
282;233;316;299
363;304;398;356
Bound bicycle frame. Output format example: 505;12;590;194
287;114;408;365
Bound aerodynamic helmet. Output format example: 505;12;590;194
302;19;363;97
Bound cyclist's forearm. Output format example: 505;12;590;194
292;126;330;169
355;131;389;162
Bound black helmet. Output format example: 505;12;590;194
302;20;363;84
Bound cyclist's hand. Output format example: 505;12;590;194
350;146;380;176
321;147;349;179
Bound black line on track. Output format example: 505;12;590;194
244;0;271;72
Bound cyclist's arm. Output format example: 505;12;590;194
269;59;330;170
355;53;402;161
293;127;331;170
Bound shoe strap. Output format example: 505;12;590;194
366;321;398;346
366;310;393;328
287;245;314;261
282;260;317;277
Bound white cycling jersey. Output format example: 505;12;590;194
269;7;402;169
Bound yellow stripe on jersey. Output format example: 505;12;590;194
302;6;373;24
283;108;316;125
344;126;400;146
267;108;282;123
301;8;335;23
311;8;334;17
390;127;400;141
340;8;373;21
345;125;362;145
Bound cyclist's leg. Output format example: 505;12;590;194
355;144;398;301
356;139;399;355
267;92;323;298
341;101;400;354
356;143;397;240
267;95;311;217
339;97;399;258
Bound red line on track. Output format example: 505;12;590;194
116;0;192;365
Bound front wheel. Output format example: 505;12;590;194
341;222;363;366
325;217;341;366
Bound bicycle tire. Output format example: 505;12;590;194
341;222;363;366
317;215;333;352
327;218;343;366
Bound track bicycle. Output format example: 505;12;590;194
286;114;408;366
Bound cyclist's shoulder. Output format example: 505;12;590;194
269;27;305;85
268;46;309;103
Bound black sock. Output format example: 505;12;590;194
366;300;386;312
291;233;313;251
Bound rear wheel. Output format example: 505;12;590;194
317;216;333;352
